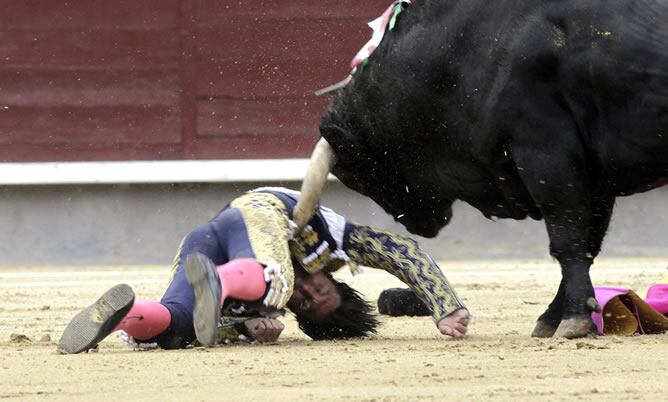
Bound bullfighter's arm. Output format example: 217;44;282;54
343;223;466;323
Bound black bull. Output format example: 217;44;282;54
294;0;668;338
295;0;668;337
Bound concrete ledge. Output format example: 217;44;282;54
0;181;665;265
0;159;336;185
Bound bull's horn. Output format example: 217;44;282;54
294;138;336;229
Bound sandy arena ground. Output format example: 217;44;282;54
1;258;666;401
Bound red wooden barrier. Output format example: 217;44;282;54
0;0;389;162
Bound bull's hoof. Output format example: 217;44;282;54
554;315;596;339
531;320;558;338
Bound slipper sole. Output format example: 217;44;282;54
58;284;135;354
185;253;221;347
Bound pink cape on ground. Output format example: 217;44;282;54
592;284;668;335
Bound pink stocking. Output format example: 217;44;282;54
216;258;268;304
115;300;171;341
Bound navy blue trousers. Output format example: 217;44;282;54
153;207;255;349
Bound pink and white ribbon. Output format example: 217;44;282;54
350;1;411;68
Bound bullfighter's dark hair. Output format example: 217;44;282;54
294;277;379;340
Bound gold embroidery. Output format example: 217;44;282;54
289;239;306;259
289;225;327;274
324;259;346;273
217;325;241;342
230;193;294;306
301;227;319;246
165;236;186;290
346;224;464;322
290;239;333;274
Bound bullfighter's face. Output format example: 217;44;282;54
287;265;341;321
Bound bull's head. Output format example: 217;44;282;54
294;125;453;238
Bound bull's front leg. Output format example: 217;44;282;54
531;278;565;337
527;202;598;338
531;195;613;337
512;136;600;338
586;195;615;260
534;194;599;337
545;209;599;338
546;195;613;337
